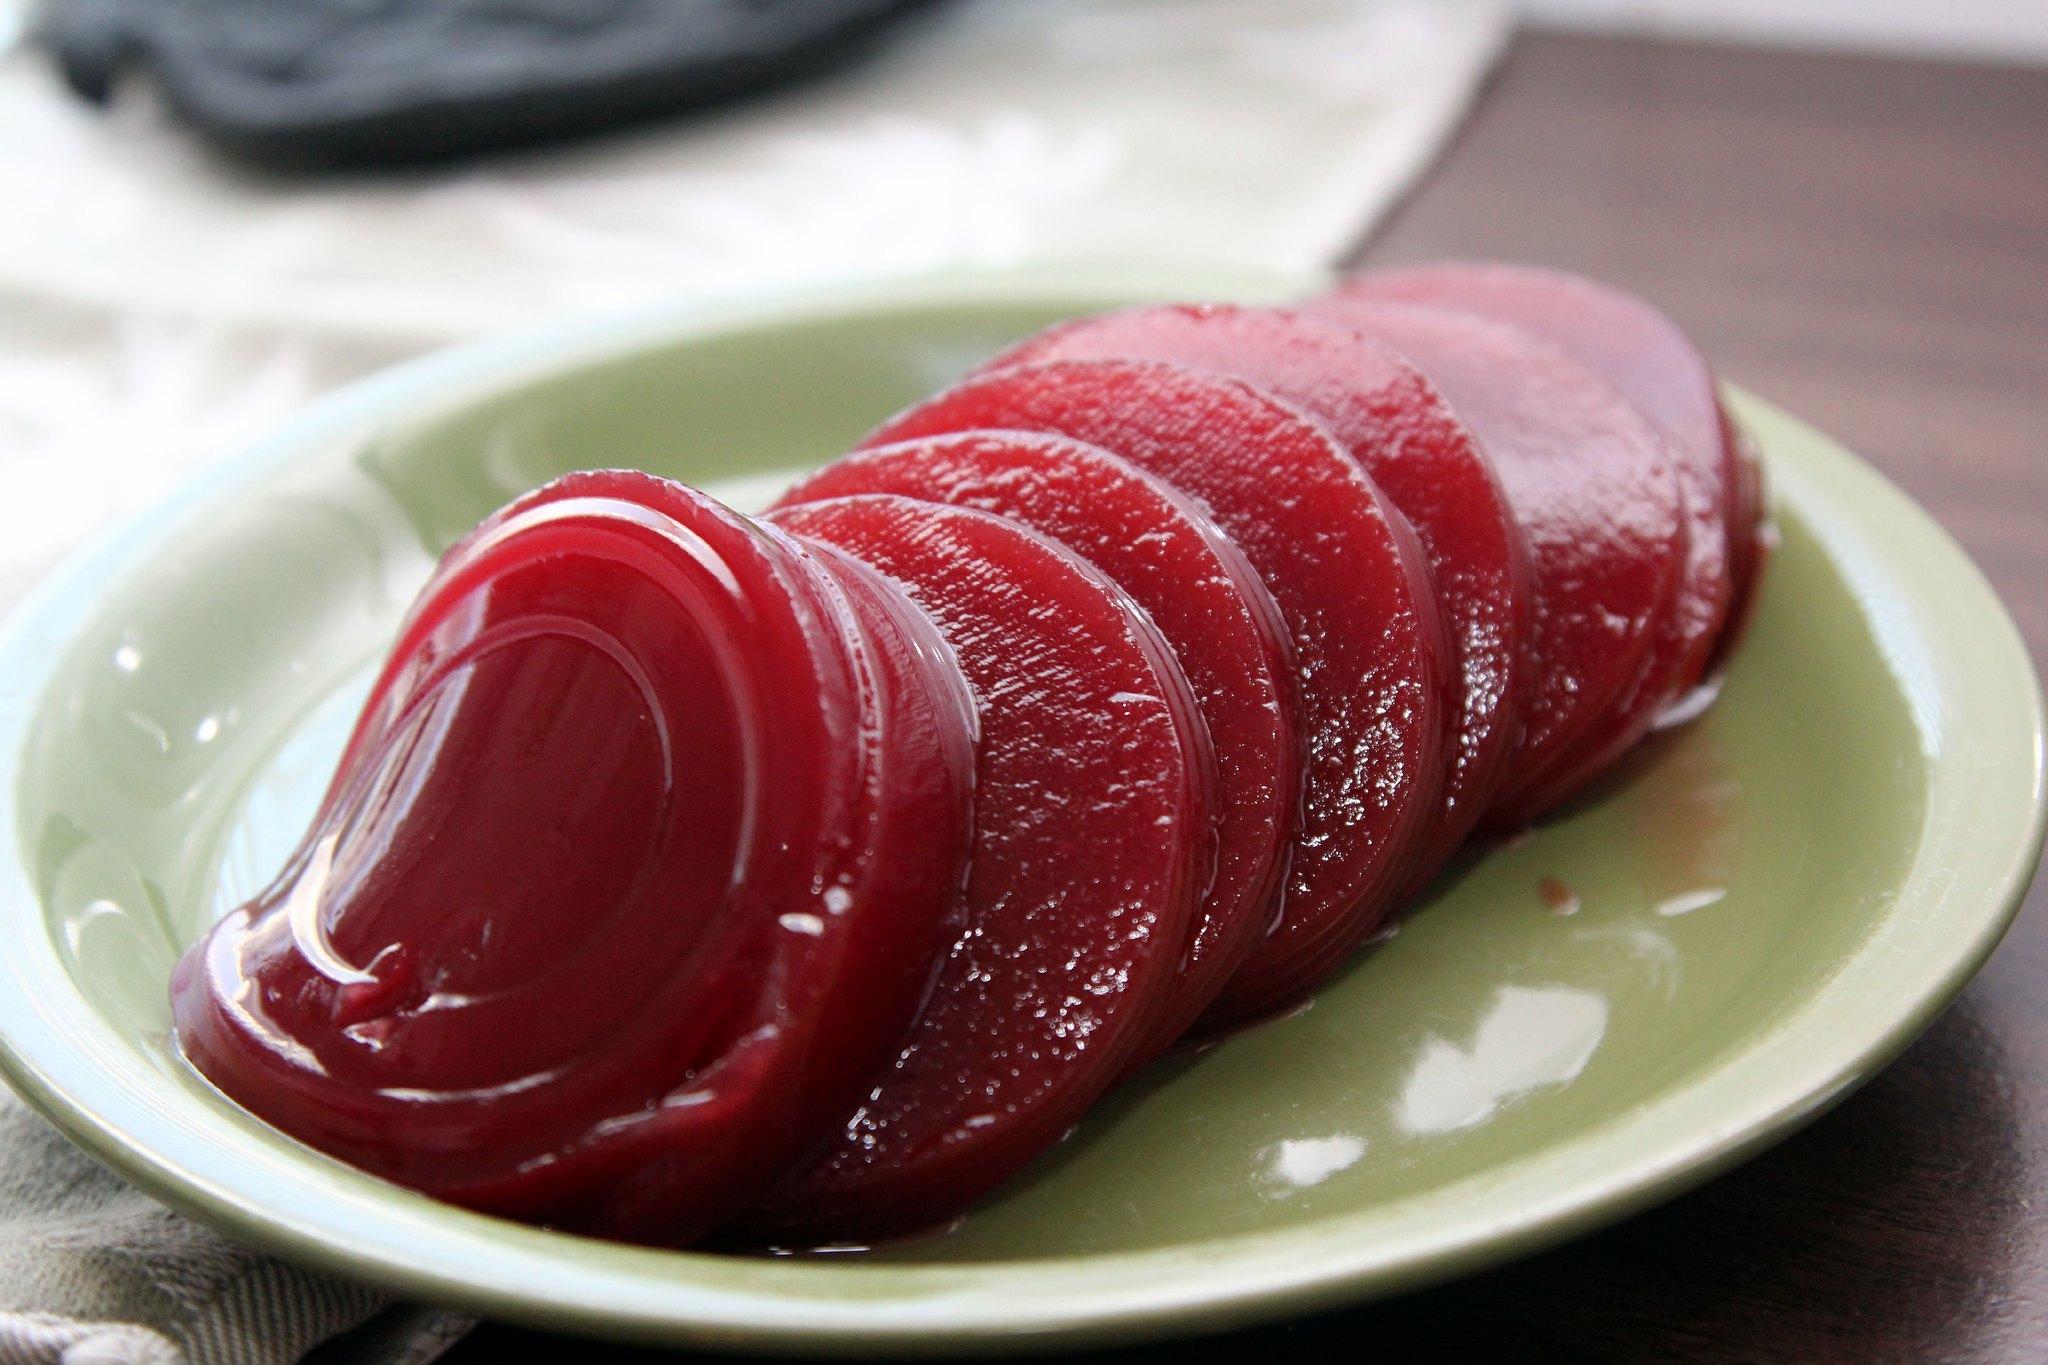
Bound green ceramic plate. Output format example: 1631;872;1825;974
0;275;2041;1355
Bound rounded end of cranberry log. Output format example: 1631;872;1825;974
173;471;973;1244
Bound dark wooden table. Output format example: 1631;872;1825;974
453;30;2048;1363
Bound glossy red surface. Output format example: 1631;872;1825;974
858;360;1451;1027
985;305;1530;886
774;432;1295;1054
1331;263;1739;729
1711;414;1775;687
754;495;1214;1241
1306;300;1688;829
171;471;973;1245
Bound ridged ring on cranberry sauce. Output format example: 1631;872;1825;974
172;470;975;1246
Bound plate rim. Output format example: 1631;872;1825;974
0;271;2041;1355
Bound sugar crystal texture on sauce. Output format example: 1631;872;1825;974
985;304;1531;887
775;430;1295;1056
755;494;1214;1240
857;358;1453;1027
1305;299;1691;828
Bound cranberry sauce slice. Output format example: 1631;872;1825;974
171;470;974;1245
753;494;1215;1242
775;431;1296;1054
858;360;1451;1028
985;305;1529;888
1305;300;1688;828
1707;413;1773;691
1332;263;1741;721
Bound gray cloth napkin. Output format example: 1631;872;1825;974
0;1086;471;1364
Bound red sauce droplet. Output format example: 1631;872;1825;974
1538;875;1580;916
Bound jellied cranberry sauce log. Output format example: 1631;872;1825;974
171;263;1764;1249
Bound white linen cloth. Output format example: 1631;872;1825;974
0;2;1507;1360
